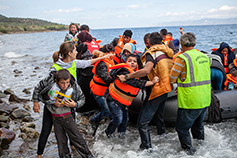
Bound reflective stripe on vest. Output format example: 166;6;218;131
52;61;77;80
90;59;114;96
177;49;211;109
109;64;140;106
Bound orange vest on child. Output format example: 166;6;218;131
108;63;139;106
90;59;114;96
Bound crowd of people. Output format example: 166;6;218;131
32;23;237;158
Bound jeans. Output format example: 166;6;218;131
137;93;167;149
92;94;111;123
211;68;223;90
105;101;128;135
175;107;208;150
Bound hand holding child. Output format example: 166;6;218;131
33;102;40;113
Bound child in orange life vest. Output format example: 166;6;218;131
89;44;115;129
224;70;237;90
104;54;159;138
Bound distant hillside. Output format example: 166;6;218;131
151;18;237;27
0;14;68;33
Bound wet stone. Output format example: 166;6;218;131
23;104;31;111
0;128;16;142
3;88;14;95
0;114;9;122
22;89;31;94
22;116;34;122
11;109;30;119
0;93;7;98
0;103;13;114
13;69;22;74
9;94;30;103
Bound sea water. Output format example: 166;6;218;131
0;24;237;158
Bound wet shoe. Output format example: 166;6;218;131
105;129;115;138
89;118;97;131
186;147;196;155
118;132;125;139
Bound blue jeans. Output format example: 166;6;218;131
137;93;167;149
92;94;110;123
211;68;223;90
105;101;128;135
175;107;207;150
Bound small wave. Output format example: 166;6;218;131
4;52;25;58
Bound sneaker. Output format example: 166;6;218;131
118;132;126;139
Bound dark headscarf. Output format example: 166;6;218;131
214;42;235;66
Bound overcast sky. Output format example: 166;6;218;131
0;0;237;29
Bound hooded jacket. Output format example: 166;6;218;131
214;42;235;68
32;72;85;114
141;44;173;100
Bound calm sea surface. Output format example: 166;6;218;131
0;24;236;158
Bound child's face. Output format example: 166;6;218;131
126;57;137;70
57;78;70;90
70;25;77;34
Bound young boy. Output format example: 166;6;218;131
224;70;237;90
32;69;94;158
104;54;159;138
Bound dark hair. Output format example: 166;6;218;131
160;29;167;36
231;70;237;77
149;32;163;45
167;32;172;36
123;30;133;38
69;23;79;32
53;41;75;63
102;44;114;53
179;32;196;47
77;32;92;43
144;33;151;41
55;69;71;82
125;54;137;62
80;24;90;32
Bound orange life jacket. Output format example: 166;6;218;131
85;40;100;54
113;35;137;64
211;48;235;52
224;74;237;90
163;36;173;46
233;58;237;67
108;63;140;106
90;59;114;96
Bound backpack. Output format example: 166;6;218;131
207;91;222;123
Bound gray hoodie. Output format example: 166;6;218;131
32;72;85;115
49;58;92;72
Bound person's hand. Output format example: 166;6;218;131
174;87;178;95
102;54;114;59
71;37;76;42
152;76;159;84
179;27;183;35
33;102;40;113
54;99;64;107
117;75;126;82
64;99;76;107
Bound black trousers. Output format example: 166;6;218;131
53;115;92;158
37;106;76;155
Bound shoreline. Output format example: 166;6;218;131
0;29;68;35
